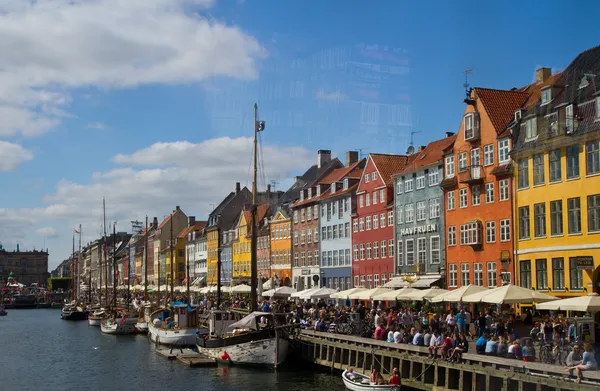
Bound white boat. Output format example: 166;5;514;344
135;322;148;333
148;304;200;346
342;370;401;391
101;317;137;335
196;311;289;367
88;310;105;326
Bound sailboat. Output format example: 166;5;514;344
196;104;290;367
62;232;88;321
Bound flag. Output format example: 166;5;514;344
74;229;80;234
465;69;473;74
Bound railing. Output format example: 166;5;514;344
458;164;484;184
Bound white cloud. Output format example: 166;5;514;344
86;122;107;130
0;0;266;138
0;141;34;171
315;89;348;102
1;136;313;268
36;227;59;239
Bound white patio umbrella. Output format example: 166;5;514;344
403;286;449;301
430;284;487;303
351;287;393;300
199;286;210;294
291;287;320;299
462;284;557;305
372;287;415;301
308;287;337;300
231;284;251;294
263;286;296;298
330;287;366;299
536;293;600;312
262;278;274;290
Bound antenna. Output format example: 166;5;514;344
355;148;366;159
270;180;280;192
407;129;421;155
464;69;473;99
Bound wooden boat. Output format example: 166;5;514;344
100;316;137;335
88;310;105;326
196;311;289;367
61;303;88;320
148;304;200;346
342;370;401;391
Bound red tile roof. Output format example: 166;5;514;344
474;88;530;134
370;153;410;186
318;183;359;201
517;72;562;108
400;134;457;174
177;222;206;239
157;214;171;230
319;160;364;184
242;204;270;227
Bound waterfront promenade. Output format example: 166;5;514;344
296;329;600;391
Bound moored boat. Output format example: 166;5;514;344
100;316;137;335
88;310;105;326
148;303;200;346
341;370;400;391
13;294;38;309
61;303;88;320
0;306;7;316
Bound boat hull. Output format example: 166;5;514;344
341;370;400;391
13;304;38;309
135;322;148;334
0;311;7;316
101;322;136;335
88;317;102;326
61;309;88;321
148;321;198;346
196;330;289;367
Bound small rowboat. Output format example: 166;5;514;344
342;370;400;391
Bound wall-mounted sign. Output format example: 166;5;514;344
576;256;594;270
400;224;437;236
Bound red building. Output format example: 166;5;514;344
352;153;411;288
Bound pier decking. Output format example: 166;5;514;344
295;330;600;391
155;347;217;367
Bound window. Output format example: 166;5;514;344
353;245;358;261
373;241;379;258
359;218;364;231
365;193;370;206
484;144;494;166
461;264;470;286
405;204;414;223
397;241;403;266
588;194;600;232
417;201;427;221
404;179;414;192
429;198;440;218
552;258;565;290
565;104;574;133
518;206;530;239
359;244;364;260
541;88;551;105
471;185;480;206
293;210;298;223
536;259;548;290
388;211;394;226
366;216;371;230
293;253;298;267
345;249;351;265
485;183;494;203
533;153;545;185
300;209;305;222
345;222;350;238
372;172;377;181
449;264;458;287
518;158;529;189
500;219;510;242
534;203;546;238
416;175;425;189
550;200;563;236
597;97;600;119
447;191;455;210
464;113;476;139
359;195;364;208
354;276;359;288
549;149;562;182
445;155;455;178
379;189;385;204
474;263;483;286
520;260;531;288
567;145;580;179
307;207;312;220
458;152;467;172
498;139;510;164
430;236;440;264
569;257;583;290
293;232;299;245
524;117;538;140
567;197;581;234
587;140;600;175
499;179;509;201
380;213;386;228
417;238;427;264
429;168;439;186
388;239;394;257
459;188;468;208
366;243;371;259
405;239;414;265
486;221;496;243
460;221;481;245
447;226;456;246
396;205;403;224
487;262;497;287
353;219;358;233
471;148;480;167
372;191;377;205
382;240;388;258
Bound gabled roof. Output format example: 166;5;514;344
517;72;563;108
369;153;411;186
474;88;530;134
279;158;343;204
397;134;457;175
241;204;270;227
177;222;206;239
319;159;365;185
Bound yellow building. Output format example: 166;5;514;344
206;228;219;285
512;59;600;298
269;209;292;286
232;210;251;280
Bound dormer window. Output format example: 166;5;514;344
514;110;522;122
343;178;349;190
566;104;574;134
464;112;480;141
541;87;551;105
331;183;336;194
524;117;538;140
316;186;321;196
300;190;304;201
308;188;312;198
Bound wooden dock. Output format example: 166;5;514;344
295;330;600;391
155;347;217;367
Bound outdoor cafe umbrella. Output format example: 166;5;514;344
372;287;416;301
536;292;600;312
231;284;251;294
308;287;337;300
351;287;393;300
429;284;487;303
461;284;557;305
403;286;449;301
330;287;366;299
291;287;319;299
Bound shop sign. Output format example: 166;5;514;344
400;224;437;236
576;256;594;270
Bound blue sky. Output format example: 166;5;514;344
1;0;599;270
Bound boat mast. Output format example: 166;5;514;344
170;214;174;302
250;103;263;312
112;222;117;309
144;216;149;301
103;198;108;307
186;230;190;302
71;234;75;302
216;227;222;305
77;224;82;301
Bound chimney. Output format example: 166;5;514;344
235;182;241;194
418;145;426;152
536;67;552;84
188;216;196;227
345;151;359;167
175;206;180;213
294;176;302;184
267;184;271;198
446;132;455;137
317;149;331;168
153;217;158;229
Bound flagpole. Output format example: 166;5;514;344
77;224;82;301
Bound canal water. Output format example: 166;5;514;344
0;309;342;391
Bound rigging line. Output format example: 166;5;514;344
258;132;268;196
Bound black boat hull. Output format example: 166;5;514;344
61;310;89;320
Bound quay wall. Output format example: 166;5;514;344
294;330;600;391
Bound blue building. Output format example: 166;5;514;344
220;228;234;287
319;153;365;290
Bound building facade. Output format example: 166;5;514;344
0;245;49;286
352;153;408;288
442;88;528;290
512;51;600;297
220;228;234;287
269;209;292;286
257;215;271;283
152;207;188;284
393;134;456;287
291;186;322;290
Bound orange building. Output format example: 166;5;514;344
268;208;293;286
442;88;529;289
